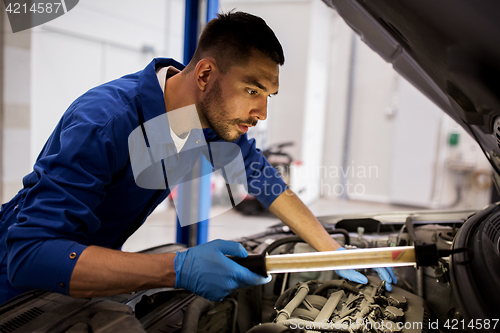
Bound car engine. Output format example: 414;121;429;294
1;205;499;332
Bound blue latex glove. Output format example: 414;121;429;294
334;247;398;291
174;239;272;301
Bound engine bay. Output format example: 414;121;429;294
1;205;499;332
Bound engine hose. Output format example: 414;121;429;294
180;296;213;333
405;216;419;245
275;280;322;310
275;285;296;309
263;229;350;255
315;290;344;323
313;280;359;296
275;283;310;323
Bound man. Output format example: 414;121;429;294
0;12;395;304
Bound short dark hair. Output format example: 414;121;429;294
186;11;285;73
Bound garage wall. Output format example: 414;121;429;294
297;0;333;204
323;19;492;209
1;11;32;202
344;36;399;202
0;0;185;202
31;0;185;164
388;76;443;207
431;115;493;209
321;12;354;201
220;0;336;204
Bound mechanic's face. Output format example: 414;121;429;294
198;51;279;142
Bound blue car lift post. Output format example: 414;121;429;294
176;0;219;247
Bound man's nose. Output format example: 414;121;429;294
250;98;268;121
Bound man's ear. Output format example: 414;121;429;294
194;58;218;92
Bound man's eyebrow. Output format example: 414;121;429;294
243;76;279;95
243;77;268;92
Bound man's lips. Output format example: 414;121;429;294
237;124;251;133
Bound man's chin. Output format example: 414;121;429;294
223;134;241;142
217;131;241;142
209;123;243;142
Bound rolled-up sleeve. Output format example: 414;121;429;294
6;123;116;295
236;134;287;209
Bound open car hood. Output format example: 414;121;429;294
322;0;500;175
321;1;500;326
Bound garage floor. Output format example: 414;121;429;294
122;199;418;252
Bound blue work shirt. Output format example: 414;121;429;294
0;58;286;304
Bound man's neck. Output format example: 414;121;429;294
164;71;201;136
164;71;194;112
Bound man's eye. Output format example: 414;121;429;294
247;89;257;95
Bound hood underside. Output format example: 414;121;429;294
322;0;500;169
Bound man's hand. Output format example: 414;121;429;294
174;239;271;301
334;247;398;291
268;190;397;290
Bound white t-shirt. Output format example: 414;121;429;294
156;66;190;152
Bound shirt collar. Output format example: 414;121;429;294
138;58;185;124
156;66;181;93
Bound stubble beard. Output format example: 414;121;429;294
197;80;257;142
